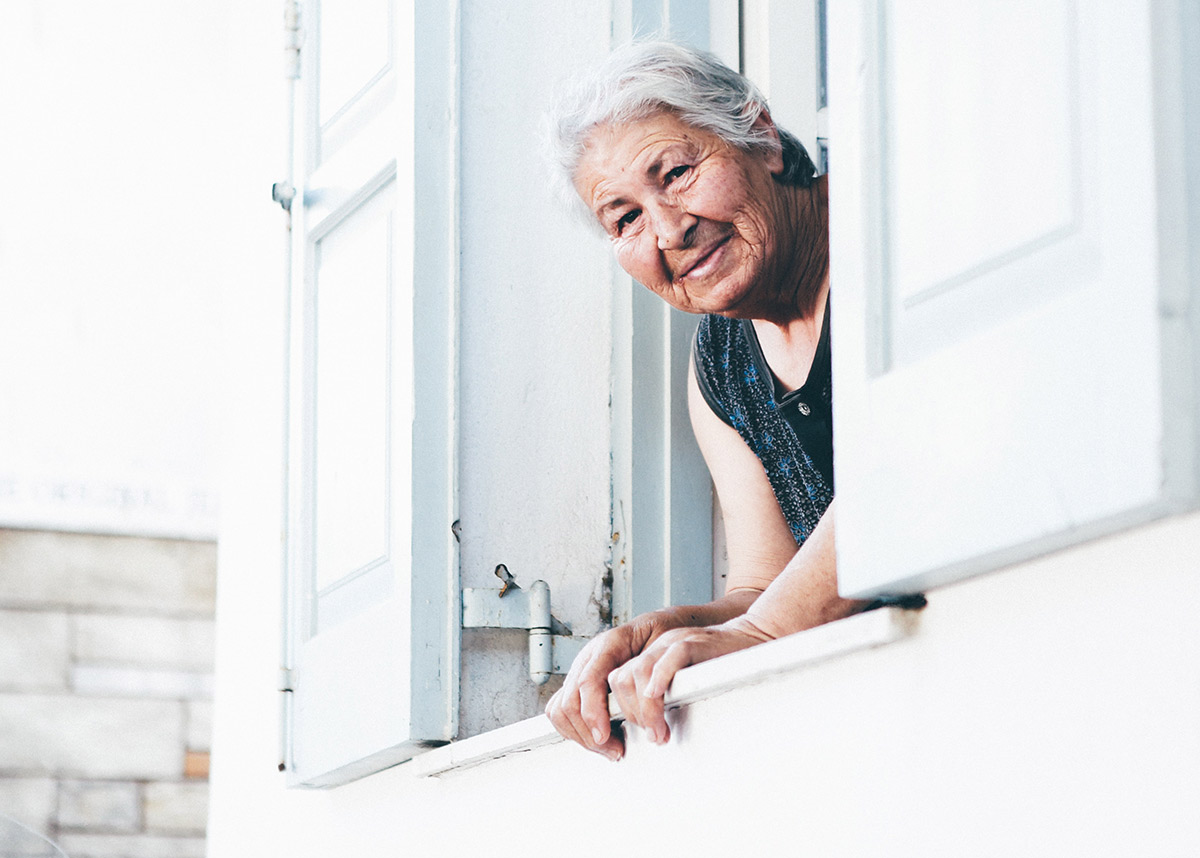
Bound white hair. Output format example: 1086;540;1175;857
545;40;817;222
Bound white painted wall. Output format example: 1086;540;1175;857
0;0;250;539
0;1;276;853
212;477;1200;857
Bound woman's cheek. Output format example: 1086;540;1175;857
613;240;644;283
615;237;651;282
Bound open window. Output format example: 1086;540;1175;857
611;0;832;619
280;0;841;787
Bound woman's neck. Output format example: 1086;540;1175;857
751;278;829;391
750;175;831;391
757;174;830;327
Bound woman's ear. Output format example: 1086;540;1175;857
751;108;785;176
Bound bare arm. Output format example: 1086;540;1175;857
689;360;802;598
545;363;801;759
604;365;864;743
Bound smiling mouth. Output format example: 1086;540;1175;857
677;235;731;280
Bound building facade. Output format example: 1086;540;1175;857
208;1;1200;855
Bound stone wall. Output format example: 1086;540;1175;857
0;530;216;858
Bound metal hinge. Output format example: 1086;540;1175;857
277;667;294;773
283;0;302;80
462;566;589;685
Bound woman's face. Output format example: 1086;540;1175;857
573;111;786;317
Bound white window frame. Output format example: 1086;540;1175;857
610;0;832;619
279;0;843;784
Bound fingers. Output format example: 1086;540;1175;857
606;660;645;738
546;686;593;751
609;632;685;746
546;687;622;761
546;683;623;761
643;637;696;704
608;623;767;746
545;633;632;761
546;614;764;756
578;673;614;745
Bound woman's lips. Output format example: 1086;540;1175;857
679;235;731;280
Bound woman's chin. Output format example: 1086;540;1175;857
690;283;757;318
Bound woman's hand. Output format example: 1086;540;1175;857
609;507;863;747
546;591;760;759
545;610;687;761
606;616;774;745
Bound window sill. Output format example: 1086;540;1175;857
412;605;920;778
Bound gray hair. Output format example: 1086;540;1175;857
545;40;818;221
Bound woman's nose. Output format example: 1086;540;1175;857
652;204;696;250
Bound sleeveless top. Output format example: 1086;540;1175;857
692;301;833;547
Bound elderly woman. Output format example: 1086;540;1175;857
545;41;866;761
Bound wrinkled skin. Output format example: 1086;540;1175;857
545;612;685;760
604;616;775;747
551;110;861;759
545;590;759;759
572;111;821;323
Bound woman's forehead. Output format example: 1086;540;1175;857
574;113;717;204
583;112;707;161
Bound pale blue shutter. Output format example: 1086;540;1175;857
282;0;458;787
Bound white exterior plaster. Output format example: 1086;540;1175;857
213;421;1200;858
0;0;225;540
209;2;1200;855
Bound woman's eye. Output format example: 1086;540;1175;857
664;165;690;184
615;209;640;235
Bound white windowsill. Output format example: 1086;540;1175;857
413;605;921;778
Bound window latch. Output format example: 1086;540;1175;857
461;565;587;685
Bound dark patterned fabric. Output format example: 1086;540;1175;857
692;304;834;547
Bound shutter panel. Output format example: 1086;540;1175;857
283;0;458;787
830;0;1200;597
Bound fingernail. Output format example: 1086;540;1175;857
591;727;604;744
605;750;622;763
